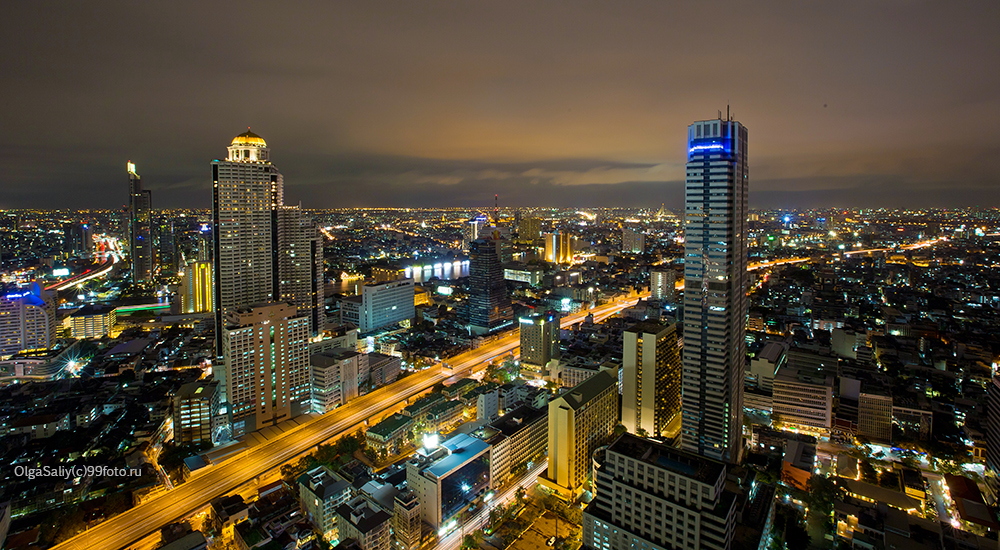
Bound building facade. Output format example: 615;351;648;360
468;238;513;335
69;304;117;339
173;380;219;445
583;434;738;550
680;117;748;464
276;205;325;336
180;260;213;314
298;466;352;542
649;269;676;303
519;311;560;380
622;322;682;439
0;283;56;359
539;368;619;500
221;303;310;437
622;227;645;254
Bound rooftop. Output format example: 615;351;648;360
608;433;726;485
488;405;546;437
557;368;617;411
422;432;491;480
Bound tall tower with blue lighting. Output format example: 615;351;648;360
679;115;748;464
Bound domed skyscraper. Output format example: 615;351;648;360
211;129;323;439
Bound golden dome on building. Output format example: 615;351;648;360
231;129;266;147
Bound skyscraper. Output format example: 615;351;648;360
518;311;561;380
180;260;213;314
680;116;748;464
544;232;573;264
621;321;682;439
212;130;282;353
276;205;325;336
468;238;512;335
128;161;153;283
462;213;489;252
0;283;56;358
649;268;676;303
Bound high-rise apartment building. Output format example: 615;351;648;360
680;117;748;464
212;130;282;353
180;260;213;314
128;161;154;283
539;368;619;500
622;227;645;254
69;304;117;339
220;303;310;437
518;216;542;242
462;213;490;251
518;311;561;380
649;269;676;303
544;232;573;264
468;238;512;335
986;376;1000;486
173;380;220;445
622;322;682;439
583;434;738;550
276;205;325;336
858;391;893;444
340;279;415;334
0;283;57;359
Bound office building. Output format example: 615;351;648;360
69;304;117;339
335;496;393;550
771;356;835;435
858;392;893;444
480;405;548;490
468;238;512;335
407;432;491;530
583;434;738;550
173;380;219;445
298;466;352;542
276;205;325;336
371;265;406;284
0;283;57;359
212;130;282;353
504;265;544;286
310;348;365;412
649;269;676;303
622;322;682;439
518;311;560;380
340;279;415;333
128;161;154;283
680;116;748;464
154;215;178;276
180;260;213;314
518;216;541;242
622;227;645;254
539;368;619;500
220;303;310;437
392;490;422;550
64;222;93;257
544;232;573;264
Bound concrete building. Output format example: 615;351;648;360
310;349;365;413
481;405;548;490
180;260;213;314
503;265;544;286
583;434;739;550
341;279;415;333
517;216;541;242
858;392;893;444
128;161;154;283
298;466;352;542
518;311;560;380
406;432;491;530
276;205;325;336
462;213;490;252
622;322;682;439
622;227;645;254
680;117;749;464
772;354;835;435
0;283;57;359
392;490;421;550
987;377;1000;487
69;304;117;339
336;496;393;550
539;368;619;500
220;302;310;437
173;380;219;445
649;269;676;303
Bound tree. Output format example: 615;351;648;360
860;460;878;484
515;486;527;507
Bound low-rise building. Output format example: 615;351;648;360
481;405;547;490
297;466;351;542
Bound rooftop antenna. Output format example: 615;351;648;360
494;194;499;224
727;105;731;121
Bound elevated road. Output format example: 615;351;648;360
53;296;645;550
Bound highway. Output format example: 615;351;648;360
53;296;646;550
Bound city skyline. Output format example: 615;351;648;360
1;2;998;210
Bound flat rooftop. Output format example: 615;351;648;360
489;405;546;437
423;432;490;480
608;433;726;485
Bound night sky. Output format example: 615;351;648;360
2;2;998;210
